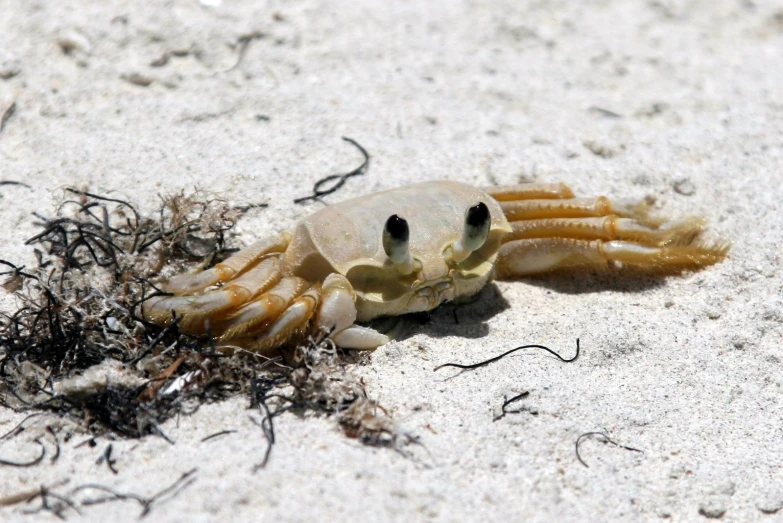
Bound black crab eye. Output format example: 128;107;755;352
383;214;410;263
463;202;490;250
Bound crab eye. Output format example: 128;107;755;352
448;202;491;263
464;202;491;251
383;214;411;265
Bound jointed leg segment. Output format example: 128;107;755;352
162;232;292;295
142;232;388;353
489;183;728;278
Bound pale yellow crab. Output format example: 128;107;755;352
143;181;727;352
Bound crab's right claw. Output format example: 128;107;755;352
317;274;390;350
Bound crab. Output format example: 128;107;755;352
143;180;728;352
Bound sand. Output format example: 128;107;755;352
1;0;782;521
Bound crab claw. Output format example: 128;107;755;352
317;274;389;350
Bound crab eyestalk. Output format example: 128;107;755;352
383;214;416;274
450;202;491;263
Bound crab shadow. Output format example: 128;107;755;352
518;269;668;295
379;283;511;342
376;270;667;342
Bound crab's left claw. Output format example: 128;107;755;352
317;274;390;350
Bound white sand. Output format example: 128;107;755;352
1;0;782;520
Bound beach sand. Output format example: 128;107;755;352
1;1;782;520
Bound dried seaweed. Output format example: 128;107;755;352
492;391;530;422
0;412;41;439
0;101;16;136
46;426;60;463
0;482;68;508
246;335;408;469
0;180;32;190
0;438;46;467
96;444;117;474
293;137;370;204
7;468;198;519
228;31;266;71
21;483;81;520
575;431;643;467
434;339;580;372
0;187;251;438
200;429;235;442
291;336;405;446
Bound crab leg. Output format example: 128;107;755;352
143;257;282;330
147;264;389;353
506;216;704;244
498;197;618;221
231;285;322;352
486;183;656;223
219;274;388;351
163;232;291;294
496;237;728;277
484;183;575;201
489;183;728;276
216;277;310;341
219;273;388;352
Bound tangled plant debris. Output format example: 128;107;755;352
0;468;198;519
0;186;399;458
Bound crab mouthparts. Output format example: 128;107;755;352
407;278;455;313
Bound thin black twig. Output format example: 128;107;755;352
493;391;530;422
250;381;276;470
63;188;141;229
71;484;146;507
0;438;46;467
575;431;644;468
588;106;622;119
200;429;236;442
149;422;174;445
96;444;118;474
249;413;274;471
228;31;265;71
70;468;197;518
0;101;16;136
0;480;68;508
293;137;370;204
74;437;97;449
0;180;32;190
232;203;269;212
434;339;580;372
140;467;197;518
46;426;61;463
0;412;42;440
23;485;81;519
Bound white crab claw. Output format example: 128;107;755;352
317;273;389;349
331;326;390;350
